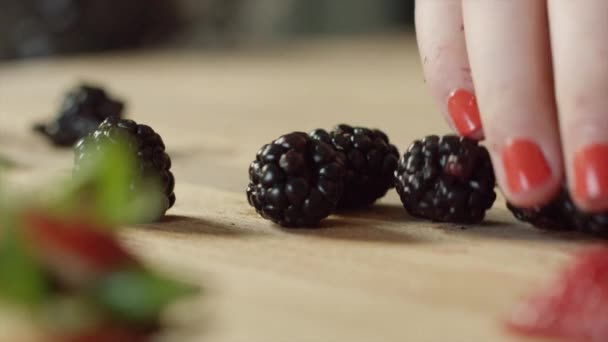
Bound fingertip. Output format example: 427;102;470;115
460;0;562;209
502;178;562;209
468;130;485;141
569;144;608;213
416;1;478;141
493;139;564;208
447;89;484;140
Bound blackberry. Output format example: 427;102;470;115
246;132;346;227
74;117;175;218
506;190;574;231
395;135;496;223
569;207;608;237
310;124;399;209
508;189;608;236
35;84;124;147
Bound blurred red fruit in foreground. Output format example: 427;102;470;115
507;247;608;342
22;213;138;283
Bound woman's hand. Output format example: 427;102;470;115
416;0;608;211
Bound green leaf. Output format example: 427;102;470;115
0;224;48;307
91;269;199;323
95;142;135;224
56;138;164;225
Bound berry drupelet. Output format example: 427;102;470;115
508;189;608;236
247;132;346;227
35;84;124;147
310;124;399;209
395;135;496;223
74;117;175;218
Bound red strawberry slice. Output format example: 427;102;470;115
506;246;608;342
22;212;138;283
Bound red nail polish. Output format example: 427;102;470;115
447;89;482;137
502;140;552;194
574;144;608;207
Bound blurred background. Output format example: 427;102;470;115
0;0;415;60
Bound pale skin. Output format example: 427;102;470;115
416;0;608;212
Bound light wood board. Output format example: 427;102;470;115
0;35;593;342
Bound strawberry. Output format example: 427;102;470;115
506;247;608;342
22;212;138;285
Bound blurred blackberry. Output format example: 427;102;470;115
508;189;608;236
34;84;124;147
395;135;496;223
247;132;346;227
310;124;399;209
74;117;175;218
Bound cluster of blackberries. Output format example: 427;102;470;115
247;126;499;227
248;126;608;236
36;84;175;220
247;125;401;227
39;86;605;234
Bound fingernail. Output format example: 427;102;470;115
574;144;608;207
502;140;552;194
447;89;482;137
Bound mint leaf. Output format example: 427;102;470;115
0;225;48;307
94;142;135;224
58;139;163;225
91;269;198;323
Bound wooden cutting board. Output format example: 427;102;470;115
0;35;590;342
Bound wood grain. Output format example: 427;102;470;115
0;35;591;342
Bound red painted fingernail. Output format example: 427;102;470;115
447;89;482;137
502;140;552;194
574;144;608;207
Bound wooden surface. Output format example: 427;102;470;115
0;35;593;342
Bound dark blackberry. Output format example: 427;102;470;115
394;135;496;223
508;189;608;236
310;124;399;209
246;132;346;227
74;117;175;218
506;190;574;231
569;208;608;237
35;84;124;147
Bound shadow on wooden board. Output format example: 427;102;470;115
285;216;422;244
457;208;598;243
143;206;600;245
144;215;251;236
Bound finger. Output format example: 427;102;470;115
415;0;483;139
462;0;563;207
549;0;608;212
